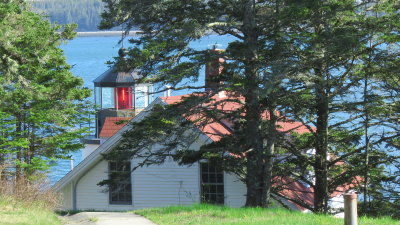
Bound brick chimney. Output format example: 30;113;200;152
205;49;225;91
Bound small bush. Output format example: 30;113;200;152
0;174;60;210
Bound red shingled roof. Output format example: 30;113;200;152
161;92;311;141
274;175;362;211
161;93;240;141
99;117;132;138
274;176;314;211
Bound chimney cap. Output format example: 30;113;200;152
118;48;127;58
208;43;223;50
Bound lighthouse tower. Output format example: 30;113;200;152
82;50;154;159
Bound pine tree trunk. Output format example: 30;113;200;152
264;109;277;207
244;78;264;207
242;0;265;207
0;151;4;181
15;117;22;182
26;124;36;178
363;64;370;214
314;69;329;213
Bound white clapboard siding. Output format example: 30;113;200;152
70;158;248;210
60;183;73;210
74;157;200;211
75;160;134;211
132;156;200;209
224;172;246;208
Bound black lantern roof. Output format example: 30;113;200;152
93;66;140;87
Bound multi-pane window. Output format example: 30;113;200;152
101;87;115;109
200;163;224;204
134;85;147;108
108;161;132;205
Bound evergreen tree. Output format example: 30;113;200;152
356;2;400;215
99;0;399;213
275;0;400;213
0;0;92;180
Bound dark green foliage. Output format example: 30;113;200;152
0;0;92;179
270;0;400;213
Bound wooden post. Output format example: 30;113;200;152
344;193;358;225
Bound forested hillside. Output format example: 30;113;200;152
31;0;105;31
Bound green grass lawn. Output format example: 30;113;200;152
0;197;61;225
135;204;399;225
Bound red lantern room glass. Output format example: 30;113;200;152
115;87;132;109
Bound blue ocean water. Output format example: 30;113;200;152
49;34;236;183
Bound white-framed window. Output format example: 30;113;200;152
101;87;115;109
200;163;224;204
108;161;132;205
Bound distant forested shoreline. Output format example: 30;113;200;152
31;0;109;31
76;31;140;37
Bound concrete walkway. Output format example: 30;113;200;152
62;212;157;225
